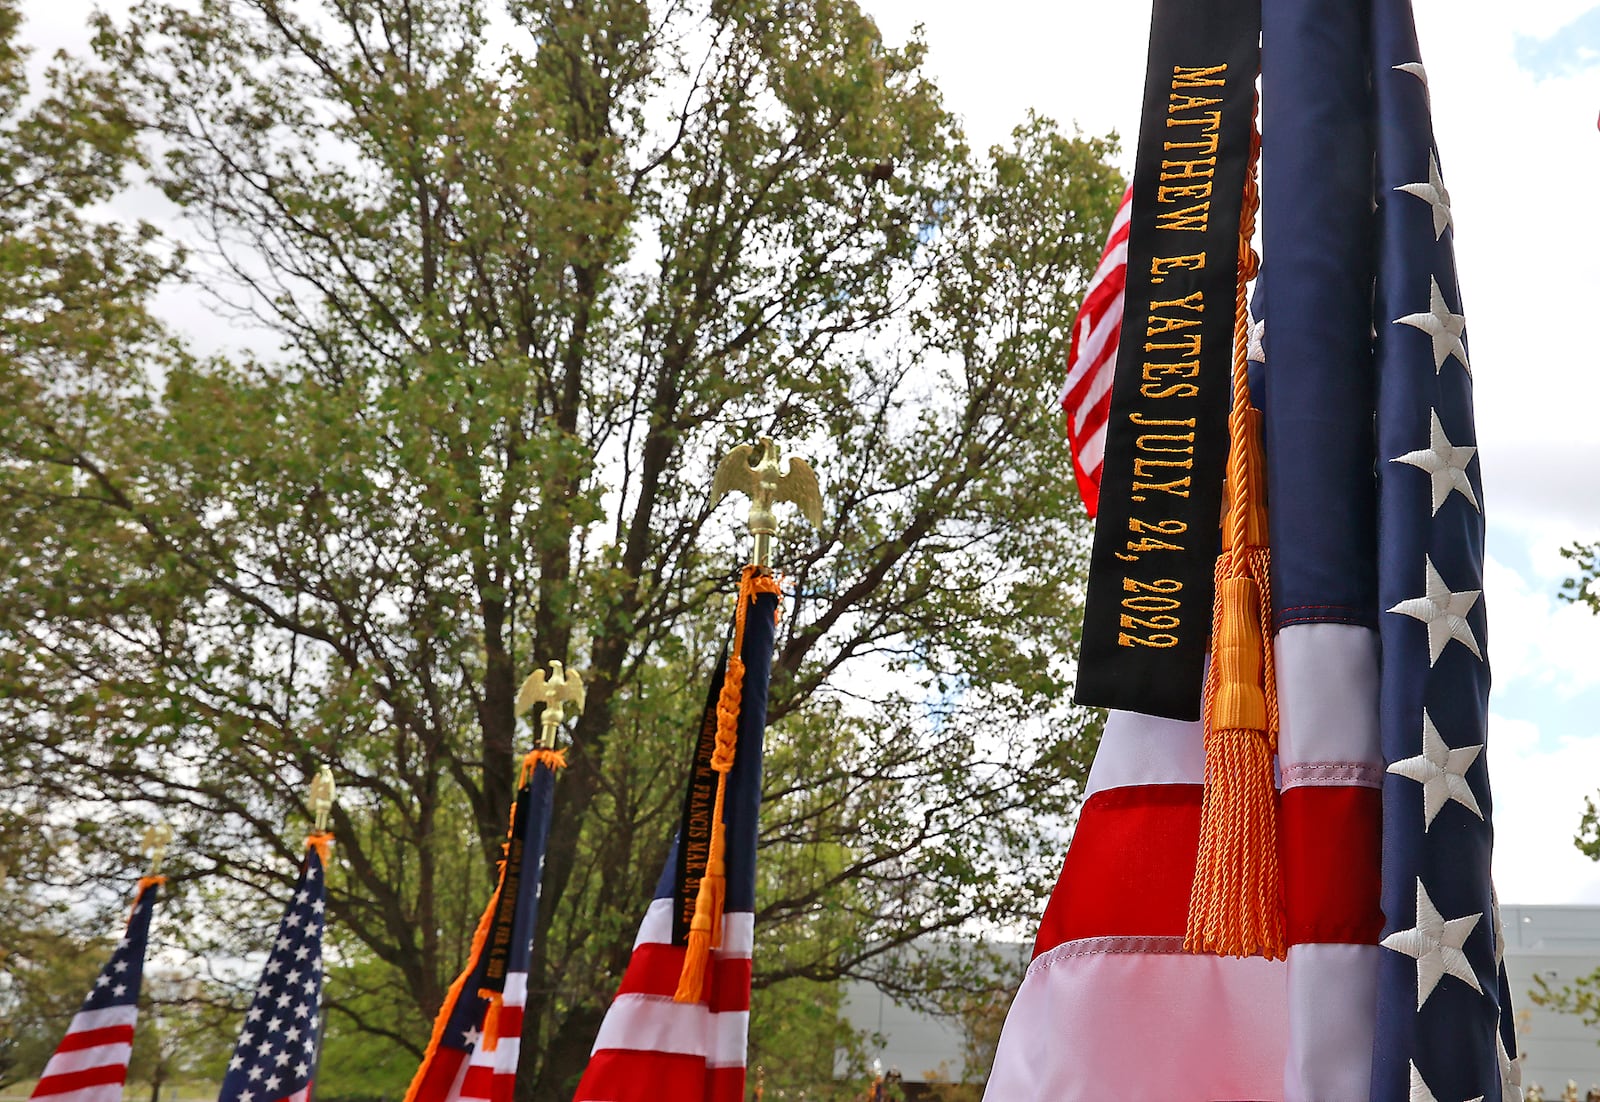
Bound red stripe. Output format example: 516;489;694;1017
1034;784;1202;953
1281;784;1382;945
575;1050;743;1102
53;1026;134;1053
449;1062;516;1102
1033;782;1383;957
616;944;752;1013
406;1046;467;1102
493;1005;523;1040
31;1063;130;1098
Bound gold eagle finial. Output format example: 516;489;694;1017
710;436;823;567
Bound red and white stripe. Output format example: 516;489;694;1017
28;1006;138;1102
574;899;752;1102
1060;185;1132;518
428;972;526;1102
984;623;1383;1101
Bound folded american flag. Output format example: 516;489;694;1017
218;836;330;1102
573;568;781;1102
404;750;562;1102
28;877;160;1102
986;0;1513;1097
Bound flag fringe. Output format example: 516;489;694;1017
675;565;782;1004
1185;112;1287;961
305;831;335;867
520;746;568;787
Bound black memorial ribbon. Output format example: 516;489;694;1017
1074;0;1260;720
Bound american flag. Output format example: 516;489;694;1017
1059;184;1131;518
218;838;328;1102
573;579;780;1102
28;878;160;1102
985;0;1512;1097
404;753;561;1102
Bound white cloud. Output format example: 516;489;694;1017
1484;551;1600;697
1491;712;1600;904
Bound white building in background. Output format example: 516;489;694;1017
840;907;1600;1093
1503;905;1600;1094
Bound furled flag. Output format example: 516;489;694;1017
404;748;564;1102
218;836;330;1102
1059;184;1131;518
573;566;782;1102
983;0;1510;1096
29;877;161;1102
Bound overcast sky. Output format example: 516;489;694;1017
17;0;1600;904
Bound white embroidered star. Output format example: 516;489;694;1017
1247;317;1266;364
1392;411;1478;515
229;1054;245;1072
112;983;126;997
265;1075;282;1092
463;1025;483;1047
1388;556;1482;665
1396;150;1453;239
266;1016;283;1033
1498;1026;1522;1101
275;935;292;953
113;960;128;973
1394;61;1433;110
285;912;302;928
247;1065;264;1082
238;1091;254;1102
1409;1061;1483;1102
265;959;282;975
1395;277;1470;375
247;1006;263;1023
95;975;110;988
294;944;311;961
294;889;309;905
295;1061;310;1078
1381;880;1483;1009
276;992;293;1009
285;1025;302;1043
274;1050;291;1067
1389;710;1482;829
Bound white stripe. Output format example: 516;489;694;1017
1067;302;1124;402
1071;335;1119;436
1083;708;1205;796
1283;944;1378;1102
1076;421;1107;477
590;994;749;1068
39;1043;132;1078
1276;623;1382;770
1275;623;1381;1101
64;1006;138;1033
984;949;1286;1101
632;898;753;956
32;1084;126;1102
1086;238;1129;287
503;970;527;1004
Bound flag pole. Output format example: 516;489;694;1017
306;767;336;1102
673;438;819;1001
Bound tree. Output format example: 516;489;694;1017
1529;543;1600;1039
0;0;1122;1096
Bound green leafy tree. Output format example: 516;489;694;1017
1;0;1121;1096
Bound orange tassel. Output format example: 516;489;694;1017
1184;112;1286;961
478;992;504;1051
674;566;781;1003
